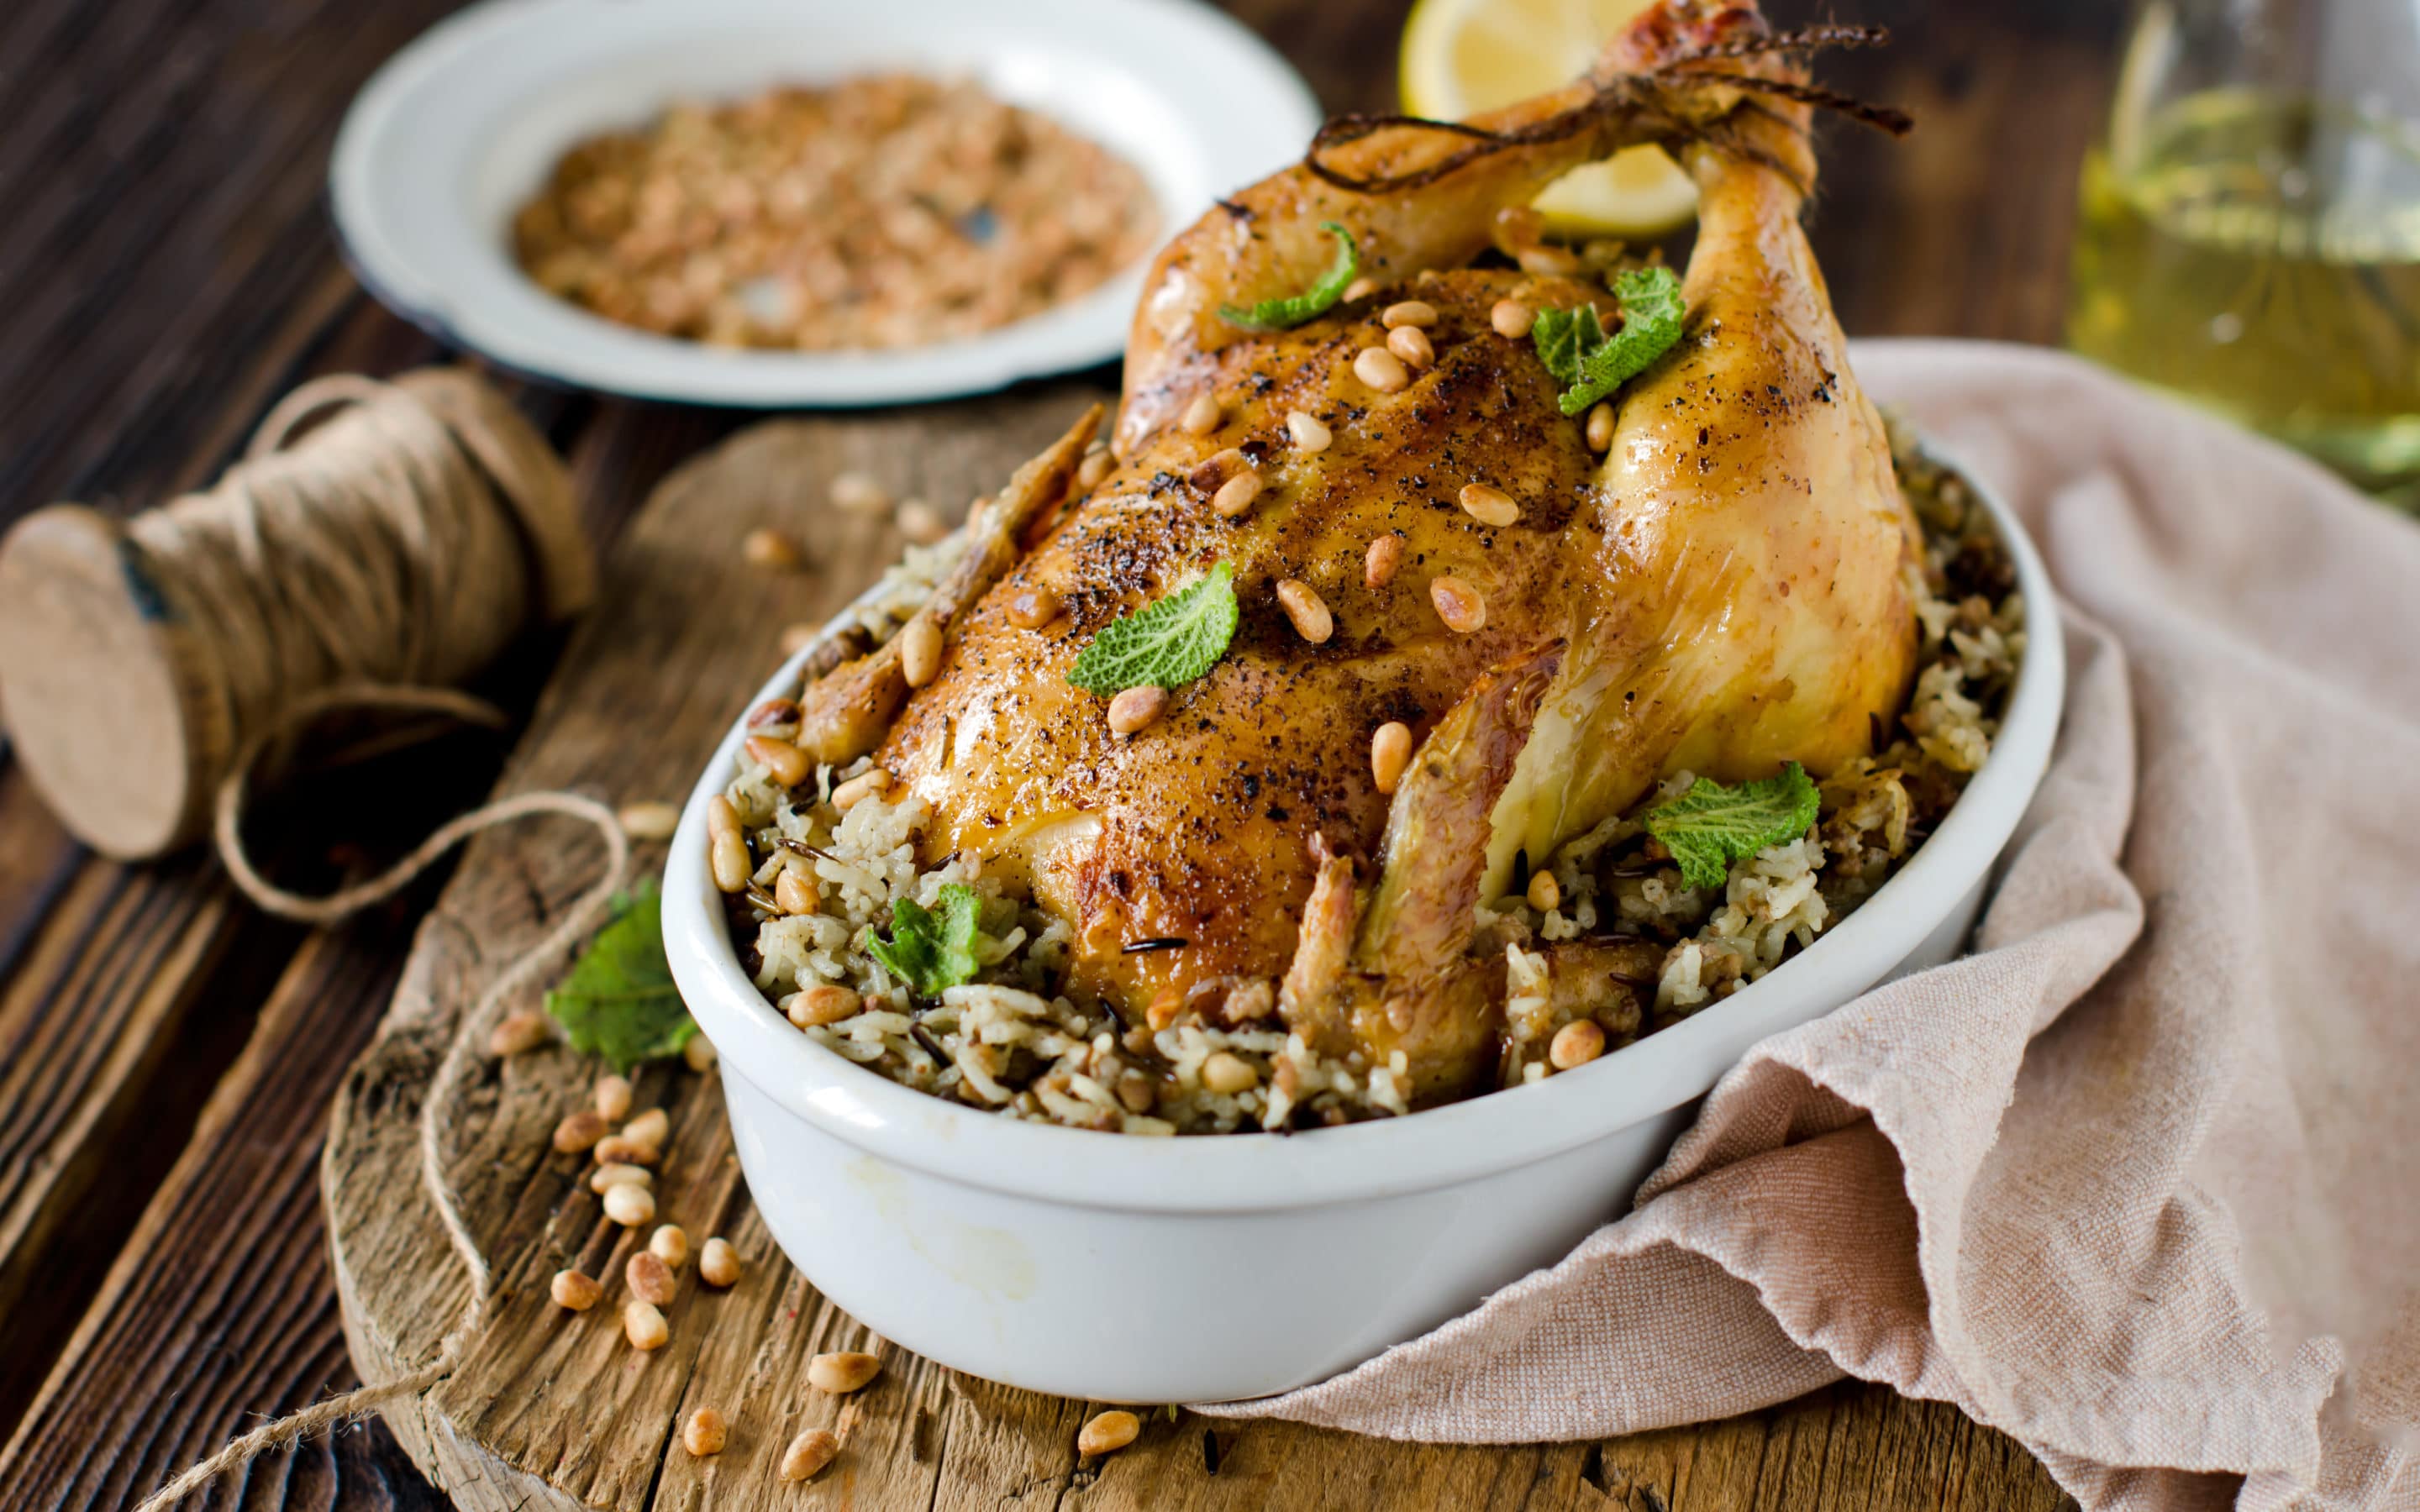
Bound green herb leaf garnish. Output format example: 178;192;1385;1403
1532;265;1687;417
865;882;985;998
1644;763;1821;890
545;882;696;1072
1066;562;1239;695
1218;223;1360;332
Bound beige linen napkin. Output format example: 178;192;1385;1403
1211;341;2420;1512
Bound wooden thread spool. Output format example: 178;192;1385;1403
0;368;595;859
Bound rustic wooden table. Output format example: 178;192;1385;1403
0;1;2123;1506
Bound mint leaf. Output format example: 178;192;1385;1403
1532;265;1688;417
545;882;696;1072
865;883;984;998
1531;304;1607;385
1218;223;1359;332
1066;562;1239;695
1644;763;1821;890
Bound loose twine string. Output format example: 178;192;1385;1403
120;377;630;1510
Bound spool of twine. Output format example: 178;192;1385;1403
0;370;638;1508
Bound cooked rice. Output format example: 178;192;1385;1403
718;417;2024;1132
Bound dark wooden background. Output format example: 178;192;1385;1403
0;1;2125;1506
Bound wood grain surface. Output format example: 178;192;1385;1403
0;0;2123;1507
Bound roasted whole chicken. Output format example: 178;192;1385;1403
796;0;1919;1102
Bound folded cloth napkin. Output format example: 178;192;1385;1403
1209;341;2420;1512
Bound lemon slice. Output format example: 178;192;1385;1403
1399;0;1698;239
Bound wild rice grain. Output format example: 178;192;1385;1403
781;1428;840;1481
700;1236;744;1289
626;1249;677;1306
1276;580;1334;644
550;1269;602;1310
808;1352;881;1394
1078;1410;1141;1457
684;1408;727;1457
623;1299;669;1351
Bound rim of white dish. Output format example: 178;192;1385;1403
663;433;2066;1210
329;0;1321;408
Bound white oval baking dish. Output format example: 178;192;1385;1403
660;438;2064;1404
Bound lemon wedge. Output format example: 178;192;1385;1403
1399;0;1698;239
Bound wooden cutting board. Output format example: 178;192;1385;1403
318;389;2065;1512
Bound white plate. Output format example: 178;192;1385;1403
329;0;1320;407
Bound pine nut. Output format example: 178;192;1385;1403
1527;869;1562;911
553;1110;608;1154
1202;1051;1259;1094
779;622;818;657
899;616;944;688
1276;580;1334;644
1430;575;1487;633
683;1034;717;1073
831;471;889;515
1145;984;1185;1032
650;1224;690;1270
684;1408;728;1457
704;794;740;842
1518;244;1585;277
775;869;818;916
550;1268;602;1310
1365;533;1403;588
1342;276;1377;302
700;1236;744;1289
710;832;751;893
1077;446;1114;490
744;528;802;570
1285;410;1332;453
787;984;862;1026
623;1299;669;1351
590;1163;653;1193
1079;1410;1141;1457
594;1134;660;1166
1458;482;1520;528
488;1008;550;1058
1550;1019;1607;1069
1491;298;1534;338
1107;685;1167;736
616;801;680;841
808;1351;881;1394
1180;392;1223;436
781;1428;840;1482
830;769;891;811
1211;470;1264;518
1381;299;1438;329
587;1075;633;1125
1371;722;1413;795
897;498;948;543
749;698;800;730
1386;325;1435;370
1117;1071;1156;1113
627;1249;677;1306
1585;401;1617;452
1007;585;1060;629
604;1183;656;1227
744;734;809;787
1354;345;1410;393
623;1107;671;1147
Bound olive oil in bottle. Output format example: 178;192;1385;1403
2067;87;2420;500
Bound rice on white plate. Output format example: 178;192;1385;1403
711;420;2023;1134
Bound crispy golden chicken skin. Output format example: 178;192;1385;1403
820;0;1918;1100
